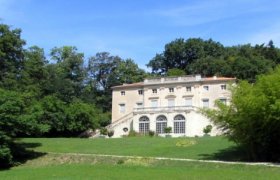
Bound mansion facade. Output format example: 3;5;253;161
108;75;235;137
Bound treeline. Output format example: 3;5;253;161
1;22;280;167
0;24;146;167
148;38;280;82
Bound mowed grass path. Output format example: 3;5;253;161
21;136;236;160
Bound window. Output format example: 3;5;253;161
136;102;143;108
139;116;149;134
138;90;143;95
121;91;125;96
202;99;209;108
185;98;192;106
156;115;167;134
151;99;158;108
203;86;209;91
168;99;175;107
221;85;226;90
174;115;185;134
186;86;192;92
119;104;125;113
169;87;174;93
152;89;157;94
220;98;227;105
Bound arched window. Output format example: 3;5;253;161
139;116;150;134
156;115;167;134
174;115;185;134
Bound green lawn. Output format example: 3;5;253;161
20;136;240;160
1;136;279;179
1;153;280;180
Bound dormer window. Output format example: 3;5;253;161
121;91;125;96
152;89;157;94
169;87;174;93
186;86;191;92
221;85;226;90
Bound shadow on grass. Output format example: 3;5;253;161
199;146;250;162
1;141;47;170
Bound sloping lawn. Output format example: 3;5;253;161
20;136;239;160
0;153;279;180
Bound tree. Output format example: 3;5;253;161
20;46;48;96
0;89;48;167
147;38;224;75
87;53;146;112
0;24;25;90
203;67;280;162
47;46;85;102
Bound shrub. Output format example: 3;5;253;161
100;127;108;136
148;131;155;137
203;67;280;162
203;125;213;135
108;130;114;138
127;130;140;137
164;127;172;134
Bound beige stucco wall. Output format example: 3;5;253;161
110;76;234;137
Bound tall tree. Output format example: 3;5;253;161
46;46;85;102
0;24;25;89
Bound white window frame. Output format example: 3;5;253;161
121;91;125;96
174;115;185;134
151;99;158;108
152;89;157;94
156;115;167;134
202;99;209;108
221;85;226;90
169;87;174;93
185;98;192;106
119;103;125;113
139;116;150;134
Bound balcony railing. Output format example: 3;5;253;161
133;106;195;113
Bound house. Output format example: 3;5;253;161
108;75;235;137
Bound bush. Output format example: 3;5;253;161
164;127;172;134
203;67;280;162
203;125;213;135
127;130;140;137
100;127;108;136
108;130;114;138
148;131;155;137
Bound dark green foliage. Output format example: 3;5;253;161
100;127;108;136
108;130;114;137
203;125;212;134
0;24;25;90
164;127;172;134
148;38;279;82
203;67;280;162
148;130;155;137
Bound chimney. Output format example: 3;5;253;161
195;74;201;81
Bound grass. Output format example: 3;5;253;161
19;136;242;160
1;153;279;180
0;136;279;179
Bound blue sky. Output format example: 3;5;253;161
1;0;280;69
